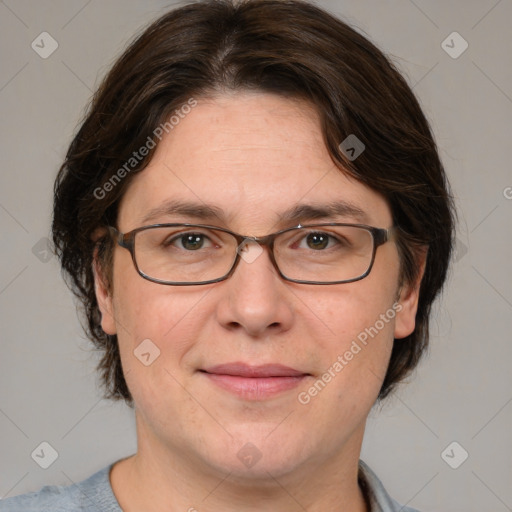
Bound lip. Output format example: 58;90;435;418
203;362;306;378
200;363;310;400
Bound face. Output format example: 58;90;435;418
95;92;421;481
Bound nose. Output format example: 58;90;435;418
214;241;294;337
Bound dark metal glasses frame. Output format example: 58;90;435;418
108;223;395;286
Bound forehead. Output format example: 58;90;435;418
117;92;392;232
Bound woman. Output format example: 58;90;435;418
1;0;454;510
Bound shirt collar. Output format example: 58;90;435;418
358;460;417;512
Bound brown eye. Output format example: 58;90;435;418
180;234;205;250
305;233;330;250
165;233;213;251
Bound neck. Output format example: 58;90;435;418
110;417;369;512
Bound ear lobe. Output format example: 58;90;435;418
394;248;427;340
93;251;117;336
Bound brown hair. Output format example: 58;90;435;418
52;0;455;405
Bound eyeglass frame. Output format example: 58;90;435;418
107;222;395;286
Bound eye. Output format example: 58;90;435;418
299;232;339;250
168;232;214;251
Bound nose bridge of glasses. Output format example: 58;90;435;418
235;235;271;266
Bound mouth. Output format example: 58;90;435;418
199;363;311;400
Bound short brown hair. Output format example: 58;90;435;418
52;0;455;405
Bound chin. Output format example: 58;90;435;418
213;451;306;483
200;426;312;480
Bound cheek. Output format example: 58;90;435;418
112;284;214;432
291;291;397;457
112;251;196;334
301;280;398;345
110;257;212;384
297;294;396;422
296;280;399;400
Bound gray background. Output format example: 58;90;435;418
1;0;511;510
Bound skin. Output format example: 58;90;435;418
94;91;423;512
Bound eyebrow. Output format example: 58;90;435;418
278;202;368;225
139;199;369;226
140;200;225;224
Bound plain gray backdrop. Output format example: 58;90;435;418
1;1;511;511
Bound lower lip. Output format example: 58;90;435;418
203;373;308;400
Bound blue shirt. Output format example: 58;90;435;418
0;460;420;511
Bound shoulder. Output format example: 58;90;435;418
0;464;121;512
359;460;422;512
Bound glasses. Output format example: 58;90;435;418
108;223;395;286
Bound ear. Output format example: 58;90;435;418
92;246;117;336
394;248;427;339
